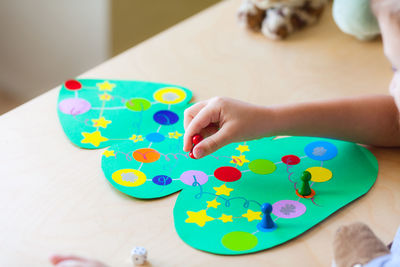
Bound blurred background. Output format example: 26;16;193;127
0;0;220;115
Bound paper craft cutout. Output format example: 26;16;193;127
58;79;192;149
58;79;378;255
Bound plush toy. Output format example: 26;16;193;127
237;0;381;41
237;0;329;40
333;222;400;267
332;0;380;41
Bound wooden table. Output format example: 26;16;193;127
1;1;399;266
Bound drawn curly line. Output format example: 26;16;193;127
192;176;261;209
231;158;241;164
115;151;133;161
157;153;232;162
210;155;233;161
112;95;127;104
286;164;295;184
133;102;144;134
160;153;189;161
154;176;169;186
135;150;152;160
72;115;94;127
310;197;321;207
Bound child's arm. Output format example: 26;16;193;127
183;95;400;158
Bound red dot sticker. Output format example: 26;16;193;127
65;80;82;90
282;155;300;165
214;166;242;182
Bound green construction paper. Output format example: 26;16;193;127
57;79;192;149
101;136;187;199
58;79;378;255
172;137;377;254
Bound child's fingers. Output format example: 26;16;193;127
56;260;87;267
50;255;108;267
183;104;220;152
183;124;218;154
183;101;207;130
50;255;88;265
183;102;207;152
199;124;219;139
192;126;231;158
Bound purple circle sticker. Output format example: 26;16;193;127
59;98;91;115
272;200;306;219
180;170;208;186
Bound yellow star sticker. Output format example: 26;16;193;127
96;81;116;91
99;93;112;101
103;150;115;158
129;134;144;142
236;144;250;154
168;131;182;139
92;117;111;128
230;155;250;166
81;131;108;147
213;184;234;196
242;209;262;222
218;214;233;223
206;199;221;209
185;210;214;227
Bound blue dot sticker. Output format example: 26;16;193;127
152;175;172;186
153;110;179;125
146;132;165;143
304;141;338;161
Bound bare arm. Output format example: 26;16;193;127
184;95;400;158
269;95;400;147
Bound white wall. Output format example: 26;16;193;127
0;0;110;101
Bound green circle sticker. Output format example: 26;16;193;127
222;231;258;251
249;159;276;175
125;98;151;111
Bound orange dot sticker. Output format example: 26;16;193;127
132;148;160;163
296;189;316;199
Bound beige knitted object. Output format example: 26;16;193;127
333;222;390;267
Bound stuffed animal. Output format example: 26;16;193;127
237;0;381;41
238;0;329;40
332;0;380;41
333;222;400;267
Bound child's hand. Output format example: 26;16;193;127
183;97;271;158
50;254;108;267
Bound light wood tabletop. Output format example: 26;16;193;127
1;1;399;266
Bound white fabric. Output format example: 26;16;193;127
363;226;400;267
